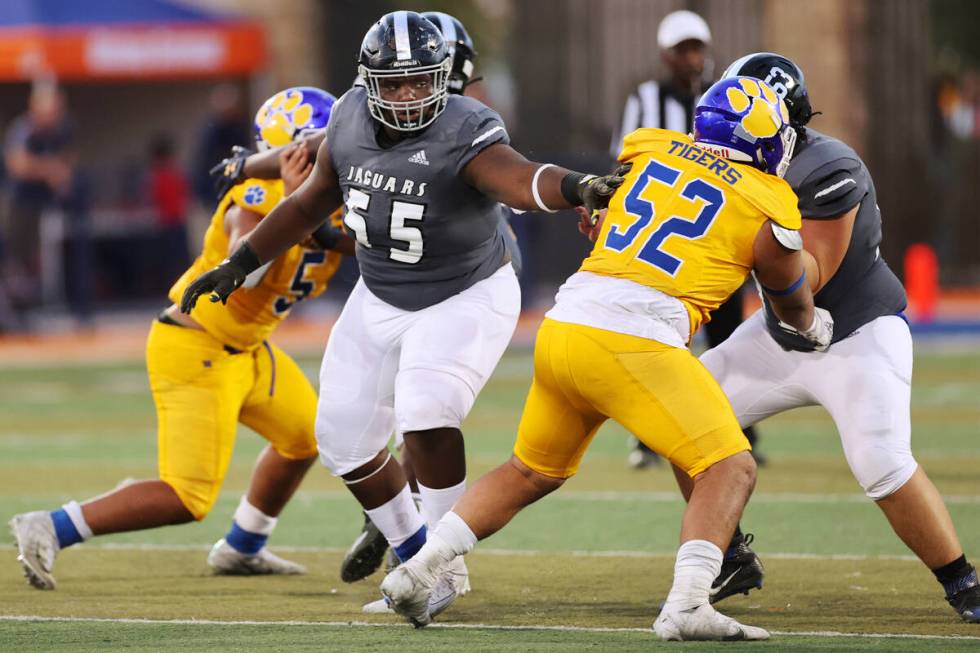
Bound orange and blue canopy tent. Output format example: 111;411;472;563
0;0;266;81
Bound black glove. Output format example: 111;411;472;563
310;221;345;250
180;243;260;314
563;162;632;219
209;145;253;199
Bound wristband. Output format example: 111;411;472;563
531;164;556;213
228;241;262;275
560;172;587;205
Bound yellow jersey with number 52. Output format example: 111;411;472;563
580;128;801;335
168;178;343;351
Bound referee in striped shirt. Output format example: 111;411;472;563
611;10;764;468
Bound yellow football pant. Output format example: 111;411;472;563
146;320;318;520
514;319;750;479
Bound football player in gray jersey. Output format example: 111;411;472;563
183;10;626;618
682;53;977;622
208;11;525;586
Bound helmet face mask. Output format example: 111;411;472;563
693;77;797;177
253;86;336;151
358;11;452;132
358;59;452;131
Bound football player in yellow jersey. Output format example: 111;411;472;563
379;77;833;640
10;87;353;590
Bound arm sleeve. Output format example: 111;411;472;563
794;157;870;219
453;106;510;175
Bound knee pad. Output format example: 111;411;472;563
855;450;918;501
161;476;220;521
395;367;475;435
315;410;386;476
317;444;380;477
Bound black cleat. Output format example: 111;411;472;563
710;533;764;604
340;513;389;583
946;571;980;623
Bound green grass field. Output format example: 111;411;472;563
2;343;980;651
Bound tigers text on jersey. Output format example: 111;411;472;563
578;128;801;339
169;178;343;351
325;86;509;311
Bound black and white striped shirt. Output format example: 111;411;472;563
610;80;705;158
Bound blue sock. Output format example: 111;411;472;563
393;525;427;563
225;521;268;555
50;509;83;549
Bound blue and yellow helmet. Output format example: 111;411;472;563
253;86;336;151
693;76;797;178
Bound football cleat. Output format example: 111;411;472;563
654;603;770;641
341;512;390;583
946;570;980;623
710;533;765;603
9;511;60;590
207;538;306;575
379;556;469;627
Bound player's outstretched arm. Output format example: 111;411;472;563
209;130;327;198
461;143;628;215
181;138;343;313
245;130;326;180
753;220;833;351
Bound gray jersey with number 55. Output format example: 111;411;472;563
325;87;510;311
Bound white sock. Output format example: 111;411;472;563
403;511;477;586
418;479;466;530
233;497;277;535
663;539;723;611
432;511;478;556
63;500;94;540
365;484;425;548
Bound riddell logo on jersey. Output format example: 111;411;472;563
408;150;429;166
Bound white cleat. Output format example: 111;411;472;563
380;565;434;627
379;556;469;627
362;597;395;614
207;538;306;575
653;603;770;641
9;511;60;590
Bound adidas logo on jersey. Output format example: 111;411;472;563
408;150;430;166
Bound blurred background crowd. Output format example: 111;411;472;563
0;0;977;333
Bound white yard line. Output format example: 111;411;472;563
84;541;920;561
0;615;977;641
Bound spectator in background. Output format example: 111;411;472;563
193;83;250;210
2;78;93;327
148;134;191;290
609;11;764;468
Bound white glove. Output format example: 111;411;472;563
778;306;834;352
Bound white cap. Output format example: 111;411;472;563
657;10;711;50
